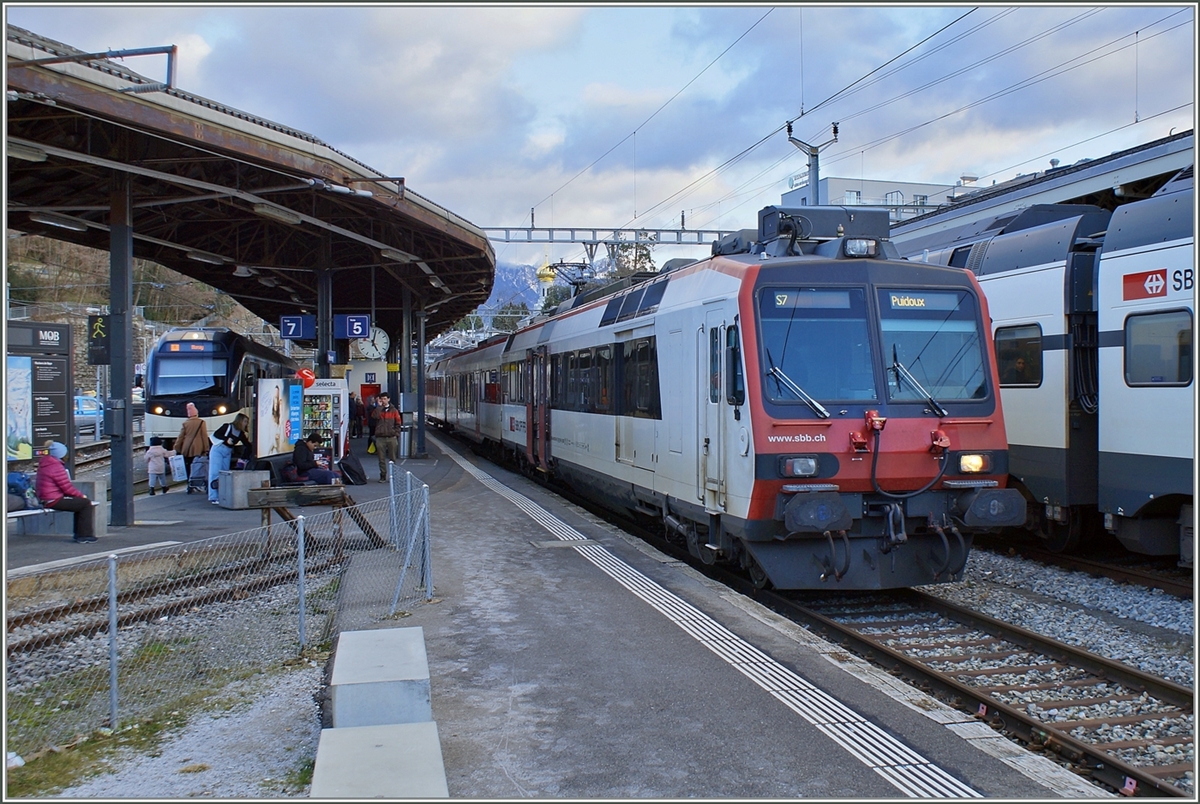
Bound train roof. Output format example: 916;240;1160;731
1103;165;1194;254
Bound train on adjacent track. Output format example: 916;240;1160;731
893;166;1194;565
429;205;1026;590
144;328;299;451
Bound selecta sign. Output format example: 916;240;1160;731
1122;269;1167;301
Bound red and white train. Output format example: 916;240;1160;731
429;206;1025;589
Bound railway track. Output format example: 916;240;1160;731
776;589;1193;798
6;534;347;660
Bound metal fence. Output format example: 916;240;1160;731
4;472;431;760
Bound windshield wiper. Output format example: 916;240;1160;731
890;345;948;416
765;350;830;418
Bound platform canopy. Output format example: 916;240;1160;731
5;25;495;343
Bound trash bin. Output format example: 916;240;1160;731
400;425;412;458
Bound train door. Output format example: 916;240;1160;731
699;306;725;510
526;346;550;471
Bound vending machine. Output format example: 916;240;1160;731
302;378;349;463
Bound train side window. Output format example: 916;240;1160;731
622;337;662;419
726;324;745;406
1125;310;1193;386
995;324;1042;386
595;346;612;412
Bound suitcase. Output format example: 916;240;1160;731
187;455;209;494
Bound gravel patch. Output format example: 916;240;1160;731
53;664;323;798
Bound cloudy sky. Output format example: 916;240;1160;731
7;3;1196;275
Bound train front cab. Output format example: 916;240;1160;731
696;210;1024;590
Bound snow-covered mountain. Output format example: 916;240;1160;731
481;261;541;311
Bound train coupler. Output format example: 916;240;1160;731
880;502;907;552
817;529;851;582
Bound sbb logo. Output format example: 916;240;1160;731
1123;270;1168;301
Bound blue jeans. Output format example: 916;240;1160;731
208;443;233;501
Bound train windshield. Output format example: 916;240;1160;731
878;289;987;402
758;287;879;403
150;356;228;397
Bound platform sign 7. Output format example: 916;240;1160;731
335;314;371;339
280;315;315;340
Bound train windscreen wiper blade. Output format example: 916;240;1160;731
765;350;830;418
890;346;948;417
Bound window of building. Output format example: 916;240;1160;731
843;190;861;205
914;194;928;207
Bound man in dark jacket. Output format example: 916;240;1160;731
293;431;341;485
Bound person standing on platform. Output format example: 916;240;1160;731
34;441;97;543
144;436;175;495
370;393;402;482
208;413;252;504
293;431;341;485
366;395;379;450
346;392;361;438
175;402;209;486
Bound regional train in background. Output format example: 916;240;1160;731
893;166;1194;566
144;328;299;451
429;205;1026;591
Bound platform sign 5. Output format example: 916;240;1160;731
334;314;371;339
280;315;316;340
1123;269;1168;301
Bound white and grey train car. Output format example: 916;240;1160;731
897;167;1194;562
429;206;1024;590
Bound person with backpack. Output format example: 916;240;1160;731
34;441;97;543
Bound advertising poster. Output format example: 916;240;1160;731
7;355;34;461
256;378;302;458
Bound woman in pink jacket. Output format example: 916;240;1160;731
34;441;97;543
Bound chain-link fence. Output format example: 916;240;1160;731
4;473;431;760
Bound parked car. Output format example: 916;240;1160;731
74;396;104;436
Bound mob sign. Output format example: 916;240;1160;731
6;321;74;462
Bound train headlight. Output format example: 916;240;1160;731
153;406;165;415
959;453;990;474
780;455;819;477
217;405;228;414
843;238;878;258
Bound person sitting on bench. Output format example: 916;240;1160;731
293;431;341;485
35;440;97;543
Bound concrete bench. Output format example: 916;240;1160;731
6;500;106;537
327;627;432;727
309;721;448;798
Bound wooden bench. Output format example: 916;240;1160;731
245;486;387;549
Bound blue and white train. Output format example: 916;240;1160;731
895;167;1194;563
